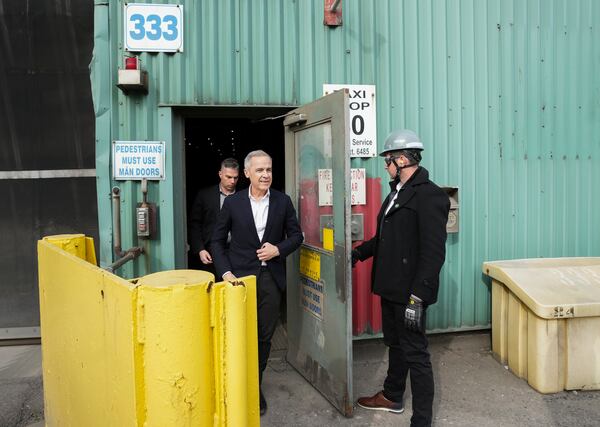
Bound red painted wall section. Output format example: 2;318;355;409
298;180;333;247
299;176;383;336
351;177;382;336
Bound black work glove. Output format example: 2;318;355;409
404;295;425;332
351;249;360;267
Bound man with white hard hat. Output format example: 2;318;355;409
352;129;450;427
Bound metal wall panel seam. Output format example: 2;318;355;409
473;0;492;326
458;0;476;327
91;1;114;268
428;1;451;328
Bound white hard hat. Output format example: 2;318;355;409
379;129;424;156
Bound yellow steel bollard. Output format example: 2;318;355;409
211;278;259;427
38;235;138;426
135;270;215;427
39;234;259;426
43;234;97;264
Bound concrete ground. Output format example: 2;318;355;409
263;332;600;427
1;331;599;426
0;345;43;427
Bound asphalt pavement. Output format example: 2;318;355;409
2;331;599;427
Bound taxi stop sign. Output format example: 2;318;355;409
323;84;377;158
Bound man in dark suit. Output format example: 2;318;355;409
211;150;303;416
189;158;239;273
353;130;449;427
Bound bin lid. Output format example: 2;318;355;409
483;257;600;319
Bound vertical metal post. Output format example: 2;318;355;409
112;187;122;256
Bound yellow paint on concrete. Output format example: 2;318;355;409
38;235;260;426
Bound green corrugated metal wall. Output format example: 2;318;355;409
92;0;600;332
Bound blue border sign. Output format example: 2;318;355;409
113;141;165;180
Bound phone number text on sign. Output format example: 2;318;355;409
323;84;377;158
125;3;183;52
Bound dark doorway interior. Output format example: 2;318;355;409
184;108;295;352
184;111;290;270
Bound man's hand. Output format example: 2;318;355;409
223;272;237;282
199;250;213;264
257;243;280;262
404;295;425;333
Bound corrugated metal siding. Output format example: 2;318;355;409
94;0;600;332
0;0;98;331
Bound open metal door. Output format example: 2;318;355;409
284;90;353;416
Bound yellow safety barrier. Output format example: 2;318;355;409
38;234;259;426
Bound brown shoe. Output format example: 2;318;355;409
357;391;404;413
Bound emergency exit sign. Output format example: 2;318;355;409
112;141;165;180
323;84;377;158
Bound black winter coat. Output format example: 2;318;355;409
189;184;221;255
355;167;449;305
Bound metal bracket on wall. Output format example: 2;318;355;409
283;113;307;127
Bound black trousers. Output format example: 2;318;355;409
257;268;282;383
381;298;434;427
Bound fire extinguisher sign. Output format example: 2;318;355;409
124;3;184;52
323;84;377;158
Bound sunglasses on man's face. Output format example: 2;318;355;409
384;156;399;166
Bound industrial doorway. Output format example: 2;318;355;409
184;107;293;270
183;107;294;353
182;95;354;417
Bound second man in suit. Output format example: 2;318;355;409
189;158;239;274
211;150;303;416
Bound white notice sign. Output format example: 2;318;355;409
318;168;366;206
124;3;184;52
301;277;324;320
323;84;377;158
113;141;165;180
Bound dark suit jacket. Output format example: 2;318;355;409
189;184;221;255
211;188;303;290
